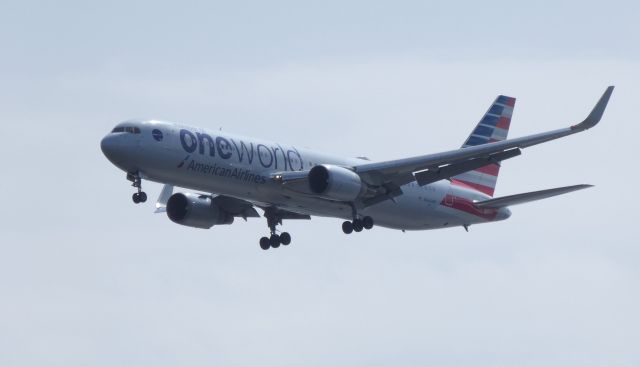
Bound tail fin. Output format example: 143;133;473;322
452;95;516;196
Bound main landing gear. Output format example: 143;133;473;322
342;216;374;234
127;172;147;204
259;209;292;250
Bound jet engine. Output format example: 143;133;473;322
308;164;364;201
166;193;234;229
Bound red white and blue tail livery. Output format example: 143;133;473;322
453;95;516;196
101;87;614;250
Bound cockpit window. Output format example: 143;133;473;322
112;126;141;134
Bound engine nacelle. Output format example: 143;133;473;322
166;193;234;229
308;164;364;201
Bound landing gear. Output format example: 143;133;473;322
132;192;147;203
258;231;292;250
342;216;374;234
127;172;147;204
259;237;270;250
342;221;353;234
362;216;374;230
270;234;281;248
259;208;293;250
280;232;291;246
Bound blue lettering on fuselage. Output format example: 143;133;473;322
180;129;197;153
231;139;254;164
216;137;233;160
196;132;215;156
178;128;303;171
287;148;304;171
256;144;273;168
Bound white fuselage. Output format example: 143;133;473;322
101;120;511;230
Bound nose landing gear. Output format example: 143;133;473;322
127;172;147;204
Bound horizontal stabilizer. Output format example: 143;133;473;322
474;184;593;209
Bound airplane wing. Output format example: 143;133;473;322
210;195;310;221
154;184;174;213
260;206;312;220
209;195;310;222
156;185;261;220
272;87;613;207
152;185;309;222
211;195;261;220
353;86;614;190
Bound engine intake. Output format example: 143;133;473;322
166;193;234;229
308;164;364;201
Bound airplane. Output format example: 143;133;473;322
101;86;614;250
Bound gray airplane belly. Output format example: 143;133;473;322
361;183;463;230
362;198;440;230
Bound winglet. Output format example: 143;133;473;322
572;86;614;131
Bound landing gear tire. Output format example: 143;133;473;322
342;221;354;234
280;232;291;246
128;173;146;204
352;219;364;232
262;208;295;250
270;234;281;248
362;216;374;230
132;192;147;204
259;237;270;250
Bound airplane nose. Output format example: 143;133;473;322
101;134;132;166
101;135;118;161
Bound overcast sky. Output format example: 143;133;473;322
1;1;639;366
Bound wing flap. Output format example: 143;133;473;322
212;195;261;219
474;184;593;209
414;148;521;186
262;206;312;220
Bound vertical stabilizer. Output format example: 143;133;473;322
452;95;515;196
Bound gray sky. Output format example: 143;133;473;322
1;1;639;366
